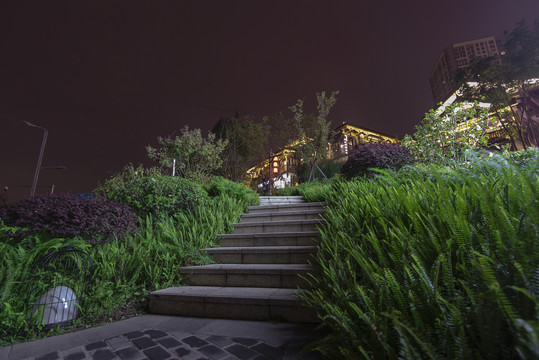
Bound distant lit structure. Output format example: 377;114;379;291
328;122;397;159
433;81;539;150
246;122;398;189
430;36;502;105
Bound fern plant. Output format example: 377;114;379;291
302;151;539;359
1;179;257;347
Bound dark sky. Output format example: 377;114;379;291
1;0;538;203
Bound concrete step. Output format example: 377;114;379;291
204;246;317;264
179;264;312;288
247;202;326;214
149;286;317;323
240;209;323;223
217;231;319;247
148;195;322;323
231;219;322;234
259;196;306;205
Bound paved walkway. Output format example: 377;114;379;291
0;315;326;360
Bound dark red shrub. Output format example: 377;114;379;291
0;193;139;244
341;142;414;178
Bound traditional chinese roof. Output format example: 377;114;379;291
333;122;399;143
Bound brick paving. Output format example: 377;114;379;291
11;328;323;360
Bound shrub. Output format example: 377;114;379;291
146;126;228;182
341;142;414;178
503;147;539;169
317;158;344;179
401;102;490;164
303;155;539;359
203;177;259;206
276;179;334;202
297;158;344;181
95;164;208;218
0;194;138;244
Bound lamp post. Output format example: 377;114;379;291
24;121;48;197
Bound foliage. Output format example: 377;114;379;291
203;177;259;206
0;233;91;344
275;179;334;202
0;194;138;245
455;20;539;149
212;116;270;182
296;158;344;182
402;101;491;164
0;183;255;346
503;146;539;168
302;151;539;359
146;126;228;181
289;91;339;181
264;112;296;154
341;142;414;178
85;193;248;318
94;164;208;219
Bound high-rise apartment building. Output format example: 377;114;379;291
429;36;502;105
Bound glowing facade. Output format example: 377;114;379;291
246;122;398;188
430;36;502;105
434;81;539;150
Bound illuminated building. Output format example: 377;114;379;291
430;36;502;105
246;122;398;189
434;81;539;150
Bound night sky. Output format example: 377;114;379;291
1;1;538;204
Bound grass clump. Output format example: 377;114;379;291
303;150;539;359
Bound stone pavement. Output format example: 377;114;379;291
0;315;326;360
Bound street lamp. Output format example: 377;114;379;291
24;121;48;197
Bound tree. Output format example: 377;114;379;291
289;90;339;181
455;20;539;149
146;126;228;182
264;111;295;153
401;101;490;164
212;116;269;181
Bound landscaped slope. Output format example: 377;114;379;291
302;152;539;359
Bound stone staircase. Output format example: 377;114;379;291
149;196;324;323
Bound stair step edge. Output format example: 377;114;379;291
242;210;324;217
203;246;317;253
233;219;323;226
150;286;304;300
148;286;318;323
180;264;312;271
218;231;320;238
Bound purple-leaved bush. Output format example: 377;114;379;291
0;193;139;244
341;142;414;179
